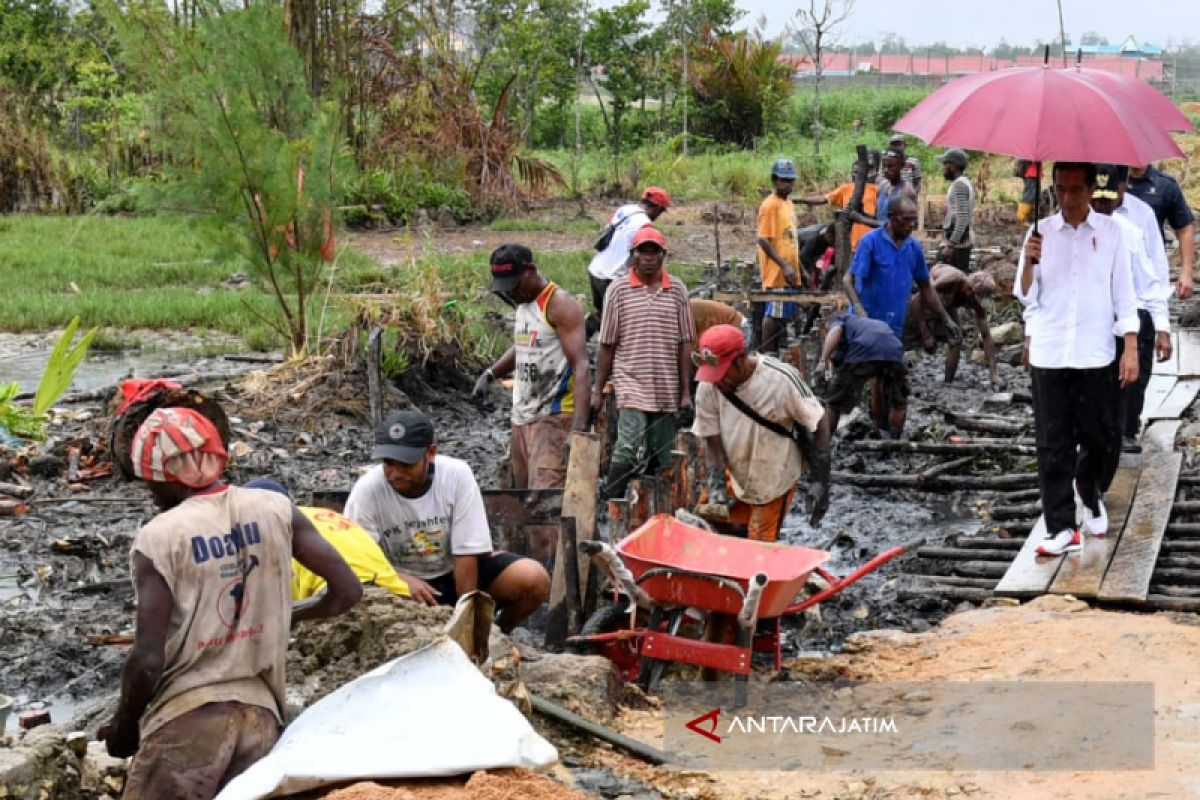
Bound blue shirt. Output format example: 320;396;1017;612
850;226;930;337
829;314;903;365
1126;166;1195;239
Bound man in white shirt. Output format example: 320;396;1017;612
1092;164;1174;453
344;409;550;632
1015;162;1139;557
586;187;670;327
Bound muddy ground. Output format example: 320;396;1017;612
1;200;1194;799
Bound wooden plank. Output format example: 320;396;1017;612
1098;452;1183;603
1177;330;1200;378
1142;420;1181;454
994;516;1063;597
1153;333;1180;376
560;431;602;609
1140;375;1177;425
1147;379;1200;421
1048;462;1139;598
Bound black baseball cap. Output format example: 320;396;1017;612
489;244;533;293
374;409;435;463
1093;164;1129;200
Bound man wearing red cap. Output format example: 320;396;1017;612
102;408;361;799
592;225;695;500
692;324;833;538
587;186;671;326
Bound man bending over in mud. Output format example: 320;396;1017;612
102;408;360;799
345;408;550;633
902;265;1003;389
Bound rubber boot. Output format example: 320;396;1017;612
602;462;632;501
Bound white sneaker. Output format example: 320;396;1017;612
1081;497;1108;537
1036;528;1081;557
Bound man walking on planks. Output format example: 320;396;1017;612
1016;162;1140;557
1089;164;1173;454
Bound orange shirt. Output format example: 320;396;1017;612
826;183;879;250
757;194;798;289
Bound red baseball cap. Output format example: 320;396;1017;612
630;225;667;251
694;324;746;383
641;186;671;210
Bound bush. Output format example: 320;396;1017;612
343;167;470;227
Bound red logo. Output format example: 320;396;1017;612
685;708;722;743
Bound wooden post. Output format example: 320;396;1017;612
561;431;601;611
545;516;582;649
367;326;384;429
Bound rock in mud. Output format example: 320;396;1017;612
989;322;1024;346
519;653;621;723
26;454;65;479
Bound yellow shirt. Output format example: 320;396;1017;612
757;194;798;289
826;183;879;250
291;506;410;600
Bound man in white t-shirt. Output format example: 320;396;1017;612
587;186;670;327
344;409;550;632
691;324;833;540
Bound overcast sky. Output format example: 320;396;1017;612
735;0;1197;50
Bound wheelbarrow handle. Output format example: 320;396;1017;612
901;535;927;554
737;572;769;629
580;540;654;609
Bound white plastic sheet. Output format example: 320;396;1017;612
215;638;558;800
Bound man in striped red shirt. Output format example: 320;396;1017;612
592;226;695;500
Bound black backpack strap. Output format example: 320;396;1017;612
719;389;796;441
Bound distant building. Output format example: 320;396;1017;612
783;40;1165;83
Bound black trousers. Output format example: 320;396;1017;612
1030;364;1122;533
589;274;612;316
1117;310;1156;437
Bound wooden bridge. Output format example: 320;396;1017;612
994;330;1200;604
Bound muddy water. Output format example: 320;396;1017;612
0;331;250;393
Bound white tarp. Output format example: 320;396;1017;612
215;638;558;800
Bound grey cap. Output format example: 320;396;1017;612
937;148;969;168
373;409;435;464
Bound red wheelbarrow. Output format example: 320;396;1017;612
571;514;923;705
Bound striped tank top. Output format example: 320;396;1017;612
512;283;574;426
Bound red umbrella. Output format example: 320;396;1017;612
894;66;1188;166
1071;69;1194;134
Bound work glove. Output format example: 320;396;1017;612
944;320;963;346
471;369;493;401
705;465;731;508
676;404;695;429
807;449;832;527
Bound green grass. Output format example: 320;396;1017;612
486;217;597;235
0;214;377;350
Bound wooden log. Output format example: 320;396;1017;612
924;575;999;589
561;432;601;616
0;482;34;499
997;521;1035;536
1148;584;1200;598
917;456;975;484
849;440;1037;456
1153;555;1200;570
1177;475;1200;487
991;502;1041;520
1148;568;1200;587
1000;487;1043;502
1167;523;1200;537
366;326;384;430
943;411;1029;437
949;535;1024;550
952;560;1010;578
1161;541;1200;553
917;547;1016;562
898;586;991;603
1145;594;1200;612
833;471;1038;491
545;516;582;649
1171;501;1200;516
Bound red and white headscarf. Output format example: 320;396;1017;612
131;407;227;488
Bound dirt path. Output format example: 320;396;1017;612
598;596;1200;800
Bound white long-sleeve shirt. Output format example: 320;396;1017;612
1115;192;1171;333
587;203;649;281
1014;209;1138;369
1111;213;1170;334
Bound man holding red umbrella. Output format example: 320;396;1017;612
1016;162;1140;557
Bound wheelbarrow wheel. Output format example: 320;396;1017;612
575;604;643;683
638;608;684;693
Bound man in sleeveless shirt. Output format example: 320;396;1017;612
101;408;361;800
473;244;591;490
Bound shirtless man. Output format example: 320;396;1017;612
902;265;1002;389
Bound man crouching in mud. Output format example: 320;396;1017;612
102;408;361;799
